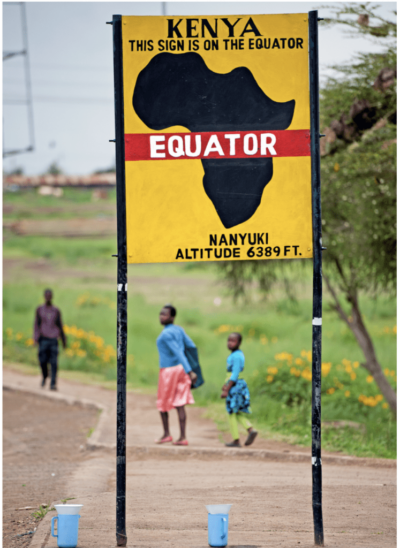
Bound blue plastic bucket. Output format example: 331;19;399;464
208;513;229;547
51;514;80;548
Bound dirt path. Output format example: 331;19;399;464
4;366;347;458
2;389;99;548
3;368;396;548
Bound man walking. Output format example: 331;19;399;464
34;289;66;390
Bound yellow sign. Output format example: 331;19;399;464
121;14;312;263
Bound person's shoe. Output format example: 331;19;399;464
155;435;173;444
50;385;57;391
225;440;241;447
244;429;258;446
172;439;188;446
41;379;46;388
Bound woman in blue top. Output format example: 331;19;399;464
221;332;258;447
156;304;198;446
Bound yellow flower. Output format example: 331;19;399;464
77;349;87;358
267;366;278;375
300;350;307;358
266;375;274;383
260;335;268;345
16;332;23;340
295;357;304;366
271;336;278;344
390;370;395;377
66;349;74;357
382;403;389;409
353;361;359;369
290;367;301;377
345;364;353;374
321;362;331;377
350;372;356;381
64;325;70;335
384;326;390;334
306;351;312;363
366;375;374;383
384;368;390;376
301;369;312;382
334;162;340;172
72;341;80;349
248;328;255;337
364;397;378;407
218;325;230;333
359;394;365;403
6;327;13;337
327;387;335;395
375;395;383;402
345;390;350;397
25;338;35;347
393;326;397;334
342;358;351;367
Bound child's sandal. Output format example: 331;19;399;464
244;430;258;446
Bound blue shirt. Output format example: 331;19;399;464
156;324;195;373
227;349;245;382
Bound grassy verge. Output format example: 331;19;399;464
3;188;397;459
3;279;396;459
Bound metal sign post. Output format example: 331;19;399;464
111;14;128;548
309;10;324;546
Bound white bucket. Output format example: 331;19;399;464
54;504;83;515
205;504;232;515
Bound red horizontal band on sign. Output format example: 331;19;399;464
125;130;310;161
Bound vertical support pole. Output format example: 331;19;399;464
309;10;324;547
112;14;128;548
21;2;35;152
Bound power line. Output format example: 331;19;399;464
4;63;111;72
4;95;112;104
4;78;113;88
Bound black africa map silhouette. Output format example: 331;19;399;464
132;52;295;229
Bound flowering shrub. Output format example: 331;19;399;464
3;325;118;374
250;349;395;413
63;325;117;369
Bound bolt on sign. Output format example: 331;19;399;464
121;14;313;263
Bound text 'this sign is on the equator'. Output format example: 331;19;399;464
121;14;312;264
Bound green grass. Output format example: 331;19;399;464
3;187;116;220
4;279;396;458
3;187;397;459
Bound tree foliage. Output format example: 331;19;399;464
217;3;397;413
319;4;396;293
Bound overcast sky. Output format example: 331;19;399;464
2;1;396;175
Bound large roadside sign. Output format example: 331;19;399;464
120;14;312;264
112;11;324;548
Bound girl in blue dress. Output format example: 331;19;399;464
221;332;258;447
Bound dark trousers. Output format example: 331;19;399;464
38;337;59;387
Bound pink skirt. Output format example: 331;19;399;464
157;364;195;412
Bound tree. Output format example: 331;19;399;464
319;4;396;415
45;161;63;175
217;4;397;415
